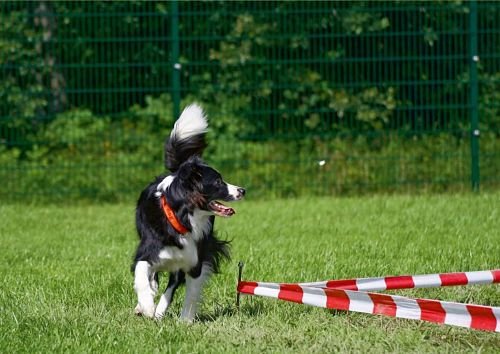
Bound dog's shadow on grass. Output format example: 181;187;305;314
197;300;267;323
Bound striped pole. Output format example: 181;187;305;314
280;269;499;291
237;269;500;332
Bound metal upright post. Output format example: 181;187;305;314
236;261;244;309
469;0;480;192
171;0;181;120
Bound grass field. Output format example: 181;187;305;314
1;194;499;353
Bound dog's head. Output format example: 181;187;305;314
171;156;245;217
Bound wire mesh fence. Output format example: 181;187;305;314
1;1;499;202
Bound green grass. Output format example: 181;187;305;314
1;194;499;353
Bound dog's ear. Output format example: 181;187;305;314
176;156;205;208
177;156;203;189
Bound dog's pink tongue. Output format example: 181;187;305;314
217;205;235;217
210;201;235;217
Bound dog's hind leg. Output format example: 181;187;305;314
180;265;212;323
133;261;156;318
155;271;185;319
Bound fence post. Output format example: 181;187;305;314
469;0;480;192
171;0;181;120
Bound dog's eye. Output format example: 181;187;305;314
215;178;223;186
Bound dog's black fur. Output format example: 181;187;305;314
132;158;235;276
131;104;244;320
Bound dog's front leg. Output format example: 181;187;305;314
180;265;211;323
133;261;156;318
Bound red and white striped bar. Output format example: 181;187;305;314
237;282;500;332
257;269;500;292
237;269;500;332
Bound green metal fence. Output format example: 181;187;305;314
1;1;499;202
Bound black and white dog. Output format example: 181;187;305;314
132;104;245;322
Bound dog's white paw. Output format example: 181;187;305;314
134;303;142;315
154;297;169;319
179;315;195;324
179;308;196;324
134;303;156;318
154;307;166;320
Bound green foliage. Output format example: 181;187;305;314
212;133;500;199
0;95;174;202
198;5;401;137
3;118;498;202
0;1;499;201
0;8;47;137
479;72;500;133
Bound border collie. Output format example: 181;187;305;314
132;104;245;322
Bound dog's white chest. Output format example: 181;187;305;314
154;212;211;273
156;238;198;273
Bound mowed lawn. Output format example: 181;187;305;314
1;194;499;353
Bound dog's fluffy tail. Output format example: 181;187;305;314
164;103;208;172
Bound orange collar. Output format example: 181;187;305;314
160;195;189;235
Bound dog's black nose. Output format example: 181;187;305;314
238;187;246;196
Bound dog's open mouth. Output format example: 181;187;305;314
208;200;235;217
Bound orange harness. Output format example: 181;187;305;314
160;195;189;235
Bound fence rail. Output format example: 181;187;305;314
0;1;499;202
